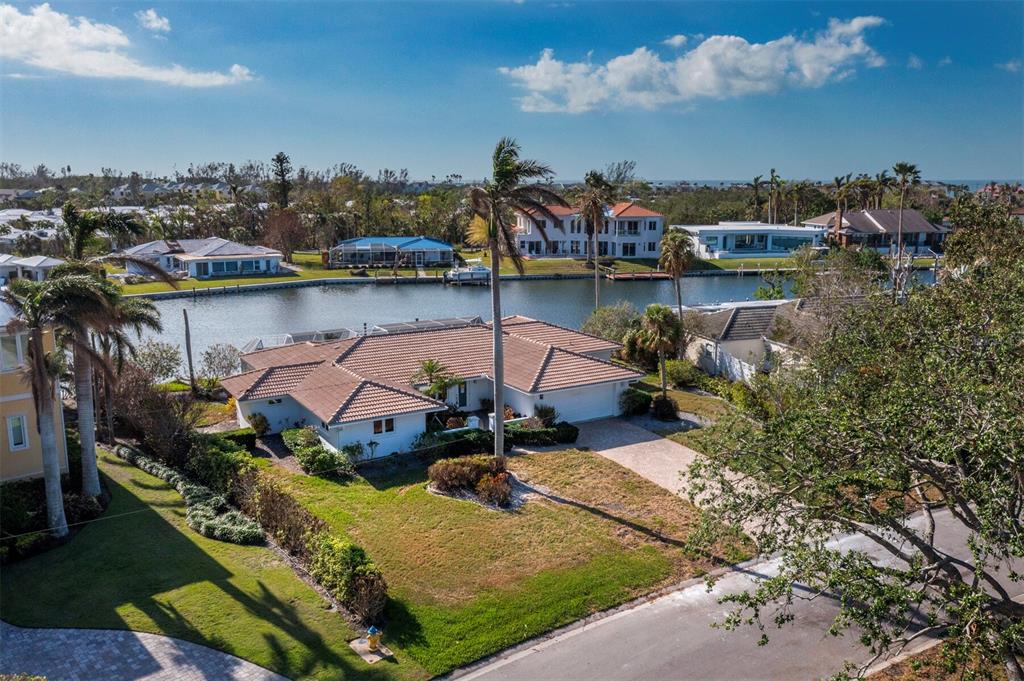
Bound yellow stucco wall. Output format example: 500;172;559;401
0;329;68;482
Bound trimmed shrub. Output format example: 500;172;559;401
248;412;270;436
505;421;579;446
186;435;255;494
308;533;388;622
411;428;498;460
234;471;326;562
219;427;257;451
665;359;703;388
651;394;679;420
115;444;263;545
427;454;506;494
619;388;653;416
534;404;558;427
475;471;512;507
282;427;355;478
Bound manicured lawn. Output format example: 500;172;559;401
268;447;738;675
460;249;659;276
689;256;797;271
0;451;428;681
636;374;734;422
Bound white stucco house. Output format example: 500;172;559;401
120;238;283;279
514;202;665;259
0;254;65;284
222;316;637;459
673;222;825;259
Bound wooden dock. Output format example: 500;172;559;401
605;271;671;281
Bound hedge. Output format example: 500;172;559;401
219;427;257;451
186;434;256;494
411;428;500;461
281;427;356;478
115;444;263;545
619;387;653;416
504;421;579;446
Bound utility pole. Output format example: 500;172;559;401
183;308;197;394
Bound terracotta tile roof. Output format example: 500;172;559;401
496;315;620;354
522;205;577;218
610;202;663;218
223;319;642;421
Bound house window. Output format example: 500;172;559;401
7;414;28;451
570;241;581;255
241;260;255;272
622;243;637;257
373;418;395;434
212;261;225;273
648;220;658;230
1;334;23;371
385;418;394;432
646;242;657;252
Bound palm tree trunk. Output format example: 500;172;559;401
593;228;600;311
74;344;101;497
31;334;68;537
104;379;116;446
659;351;667;399
489;240;505;457
894;187;906;302
673;276;684;358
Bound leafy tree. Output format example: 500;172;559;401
753;270;786;300
604;160;637;187
468;137;566;456
581;301;641;344
134;338;182;383
633;304;681;399
685;208;1024;679
410;359;462;401
659;230;695;355
2;276;112;536
271;152;293;208
200;343;242;382
891;161;922;301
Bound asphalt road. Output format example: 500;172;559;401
456;511;1021;681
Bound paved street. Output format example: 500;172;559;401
0;621;287;681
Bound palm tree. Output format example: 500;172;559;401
2;276;112;537
745;175;766;221
658;231;695;356
410;358;462;401
56;203;175;497
892;162;921;301
873;170;894;209
468;138;567;456
768;168;781;223
636;304;680;399
831;174;852;243
576;170;614;310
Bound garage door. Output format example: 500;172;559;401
545;385;618;423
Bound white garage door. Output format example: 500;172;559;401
545;385;619;423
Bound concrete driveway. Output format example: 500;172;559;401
575;418;703;497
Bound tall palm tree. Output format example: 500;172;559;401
873;170;894;209
658;230;695;356
576;170;614;310
2;276;112;537
831;174;853;243
636;304;680;399
892;162;921;301
746;175;766;221
56;202;172;497
468;138;567;456
768;168;781;223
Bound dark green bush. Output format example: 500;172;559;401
651;394;679;420
411;428;498;460
665;359;704;388
186;435;255;494
281;427;356;478
219;427;257;451
619;387;653;416
308;532;388;622
534;404;559;427
505;421;579;446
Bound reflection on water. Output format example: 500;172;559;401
145;271;933;356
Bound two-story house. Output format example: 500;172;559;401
514;202;665;259
1;303;68;482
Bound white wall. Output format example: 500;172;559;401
326;411;433;459
541;381;630;422
237;397;307;433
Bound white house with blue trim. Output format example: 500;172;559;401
329;236;455;267
673;222;826;259
120;238;283;279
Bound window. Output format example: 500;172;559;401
622;243;636;257
7;415;28;451
570;241;581;255
646;242;657;252
458;382;467;408
385;418;394;432
373;418;395;434
212;261;225;273
241;260;255;272
648;220;658;231
1;334;23;371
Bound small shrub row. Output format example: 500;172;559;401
504;421;579;446
115;445;263;545
186;434;256;494
219;426;257;451
411;428;499;461
307;533;388;622
619;387;653;416
427;454;512;507
281;427;357;478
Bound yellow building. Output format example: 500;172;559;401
1;310;68;482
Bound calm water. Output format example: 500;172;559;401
145;272;934;356
146;276;779;355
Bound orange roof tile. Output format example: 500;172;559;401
610;202;663;218
497;315;620;354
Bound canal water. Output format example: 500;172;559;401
145;271;933;356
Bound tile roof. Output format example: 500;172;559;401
223;318;640;423
803;209;943;234
610;202;663;218
123;237;282;259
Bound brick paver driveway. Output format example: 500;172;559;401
1;620;287;681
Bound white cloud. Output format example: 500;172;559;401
996;59;1022;73
937;56;952;67
663;34;687;48
499;16;886;113
0;3;253;87
907;54;923;69
135;8;170;33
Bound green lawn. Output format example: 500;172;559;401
689;256;797;271
459;249;659;276
636;374;734;422
267;447;735;675
0;451;428;681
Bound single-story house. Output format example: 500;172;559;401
0;254;65;284
802;209;947;254
673;222;826;259
222;315;636;459
120;238;283;279
330;236;455;267
683;298;832;382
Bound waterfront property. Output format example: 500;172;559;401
222;315;637;458
673;222;825;259
120;237;283;279
0;254;65;284
329;236;455;267
802;209;947;254
0;303;68;482
514;202;665;259
684;298;827;382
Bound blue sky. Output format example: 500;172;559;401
1;1;1021;181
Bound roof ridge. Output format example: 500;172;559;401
720;307;740;339
362;377;447;406
529;345;556;393
502;316;621;348
241;361;322;399
329;379;368;424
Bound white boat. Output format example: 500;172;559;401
444;260;491;285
